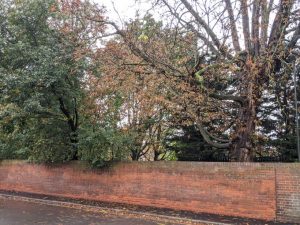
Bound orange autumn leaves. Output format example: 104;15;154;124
85;40;168;129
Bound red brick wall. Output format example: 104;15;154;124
0;161;299;223
276;164;300;223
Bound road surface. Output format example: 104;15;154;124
0;198;178;225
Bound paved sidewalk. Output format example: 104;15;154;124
0;192;294;225
0;197;210;225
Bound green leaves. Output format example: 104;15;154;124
138;33;149;42
78;124;131;168
0;0;86;162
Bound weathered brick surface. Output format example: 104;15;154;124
0;161;299;223
275;164;300;223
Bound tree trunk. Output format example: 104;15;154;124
230;103;256;161
58;97;79;160
154;150;160;161
131;150;140;161
230;68;260;162
70;132;79;160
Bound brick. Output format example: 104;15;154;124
0;161;299;223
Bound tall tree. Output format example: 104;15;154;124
85;33;170;161
101;0;300;161
0;0;105;162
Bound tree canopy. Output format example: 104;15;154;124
0;0;299;164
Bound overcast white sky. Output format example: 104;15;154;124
95;0;151;23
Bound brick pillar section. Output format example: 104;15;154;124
0;161;299;223
276;164;300;223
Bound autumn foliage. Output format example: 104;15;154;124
0;0;299;163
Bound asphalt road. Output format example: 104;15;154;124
0;195;292;225
0;198;170;225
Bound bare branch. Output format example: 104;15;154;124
287;22;300;50
268;0;295;48
224;0;241;52
260;0;273;51
251;0;260;56
209;93;246;105
160;0;220;55
196;120;230;148
179;0;225;55
240;0;251;51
